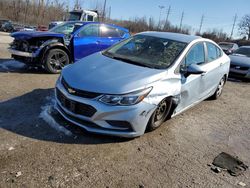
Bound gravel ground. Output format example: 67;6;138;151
0;32;249;188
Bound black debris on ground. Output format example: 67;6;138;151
212;152;248;176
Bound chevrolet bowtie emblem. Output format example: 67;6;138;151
68;88;76;94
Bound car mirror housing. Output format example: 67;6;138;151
186;64;206;75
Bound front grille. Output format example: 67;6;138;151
56;88;97;117
58;105;134;133
62;77;101;99
230;64;249;71
11;39;29;52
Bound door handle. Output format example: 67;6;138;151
201;72;207;76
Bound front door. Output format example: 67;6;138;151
98;24;123;51
73;24;101;61
175;42;206;113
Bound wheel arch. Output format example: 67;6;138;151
223;73;228;84
40;43;72;64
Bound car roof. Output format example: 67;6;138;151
138;31;201;43
64;21;129;32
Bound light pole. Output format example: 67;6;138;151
158;5;165;29
103;0;107;21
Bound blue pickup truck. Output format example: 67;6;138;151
9;21;130;73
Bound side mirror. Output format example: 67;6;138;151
186;64;206;75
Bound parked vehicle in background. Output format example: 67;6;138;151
0;20;14;32
9;21;130;73
218;42;238;55
22;26;36;31
68;9;98;21
13;25;25;32
0;19;10;28
229;46;250;81
48;21;63;29
37;25;48;31
48;9;98;29
55;32;230;137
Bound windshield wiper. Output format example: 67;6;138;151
102;51;114;58
112;56;156;68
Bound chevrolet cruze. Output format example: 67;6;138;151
55;32;230;137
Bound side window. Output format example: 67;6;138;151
216;47;222;57
87;15;94;21
185;42;205;66
118;30;125;37
206;42;221;62
78;24;99;37
100;25;121;37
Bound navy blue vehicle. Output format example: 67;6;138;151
9;22;130;73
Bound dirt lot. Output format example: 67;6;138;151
0;31;249;188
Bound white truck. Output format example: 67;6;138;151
49;9;98;29
68;9;98;22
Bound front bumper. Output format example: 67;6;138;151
229;68;250;80
55;81;157;138
9;48;42;65
8;48;38;58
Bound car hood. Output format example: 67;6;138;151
11;31;64;40
229;54;250;67
62;52;166;94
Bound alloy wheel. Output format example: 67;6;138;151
49;51;67;70
216;78;225;97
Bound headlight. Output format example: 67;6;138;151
99;87;152;106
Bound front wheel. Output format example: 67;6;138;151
147;98;172;132
44;49;69;74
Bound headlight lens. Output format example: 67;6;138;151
99;87;152;106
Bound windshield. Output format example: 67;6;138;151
103;35;187;69
69;12;82;21
219;43;233;49
233;47;250;57
49;22;83;35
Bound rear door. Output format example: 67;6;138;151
198;42;225;98
98;24;125;51
175;42;206;113
73;23;101;61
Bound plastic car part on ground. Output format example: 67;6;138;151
211;152;248;176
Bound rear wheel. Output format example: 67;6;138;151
147;98;172;131
44;49;69;74
210;76;226;100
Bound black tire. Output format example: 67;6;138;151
210;76;226;100
147;98;172;132
44;48;69;74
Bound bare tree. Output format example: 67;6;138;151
0;0;67;26
200;29;228;42
24;0;30;23
238;14;250;40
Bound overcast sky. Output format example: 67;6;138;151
70;0;250;38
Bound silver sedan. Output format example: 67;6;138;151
55;32;230;137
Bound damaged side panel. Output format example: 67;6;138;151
144;72;182;106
